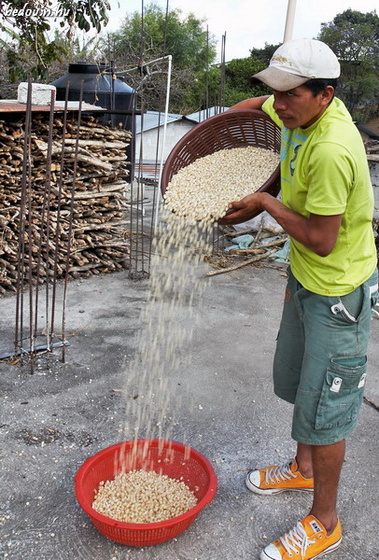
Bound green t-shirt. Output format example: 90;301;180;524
262;95;377;296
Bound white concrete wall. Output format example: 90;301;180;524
135;120;194;162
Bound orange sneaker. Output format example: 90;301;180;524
245;459;314;494
260;515;342;560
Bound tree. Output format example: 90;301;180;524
0;0;111;35
104;3;217;113
0;0;110;83
249;43;280;66
222;57;271;106
318;9;379;121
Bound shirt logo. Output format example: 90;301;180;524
290;144;301;177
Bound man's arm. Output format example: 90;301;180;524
221;192;343;257
228;96;270;111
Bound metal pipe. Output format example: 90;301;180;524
283;0;297;43
0;341;69;361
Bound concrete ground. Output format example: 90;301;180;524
1;256;378;560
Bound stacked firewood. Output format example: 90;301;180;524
366;139;379;162
0;112;132;295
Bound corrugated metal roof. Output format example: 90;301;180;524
135;111;183;134
135;107;230;133
185;106;229;123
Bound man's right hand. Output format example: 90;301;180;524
219;193;265;225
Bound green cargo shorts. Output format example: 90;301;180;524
273;267;378;445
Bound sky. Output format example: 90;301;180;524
102;0;379;61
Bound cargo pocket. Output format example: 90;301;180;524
330;289;363;324
315;356;367;431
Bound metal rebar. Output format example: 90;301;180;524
51;84;70;356
14;78;33;365
61;83;84;362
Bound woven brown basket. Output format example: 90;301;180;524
161;109;281;196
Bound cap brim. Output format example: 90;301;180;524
252;67;309;91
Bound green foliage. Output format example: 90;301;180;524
0;0;111;83
106;3;217;113
221;57;271;106
249;43;281;66
3;33;68;82
318;9;379;120
192;65;223;112
225;58;259;91
0;0;111;36
61;0;111;33
109;3;216;70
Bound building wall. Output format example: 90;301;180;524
135;120;194;162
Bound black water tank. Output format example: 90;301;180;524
51;62;136;179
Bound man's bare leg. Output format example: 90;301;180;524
296;439;346;533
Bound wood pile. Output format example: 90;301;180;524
0;112;132;295
366;139;379;162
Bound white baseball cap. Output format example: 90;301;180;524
253;39;340;91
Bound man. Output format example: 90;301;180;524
222;39;378;560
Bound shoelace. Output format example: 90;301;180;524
279;521;316;559
264;461;296;485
